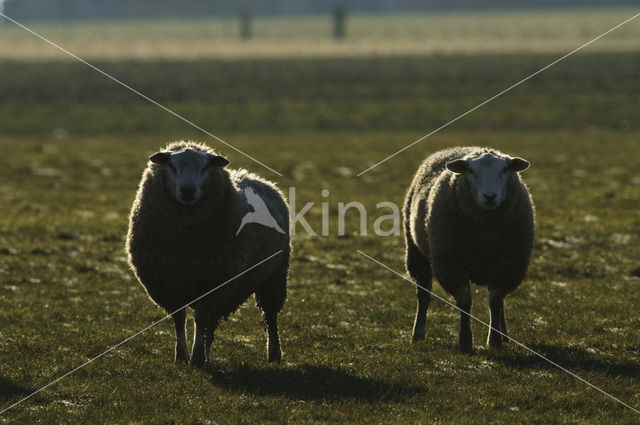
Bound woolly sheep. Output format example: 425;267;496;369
126;141;290;366
403;147;534;353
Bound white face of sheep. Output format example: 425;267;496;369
446;153;529;210
149;148;229;205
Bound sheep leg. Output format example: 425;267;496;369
413;288;431;342
264;311;281;363
487;288;505;348
500;305;509;343
204;318;219;362
191;307;207;368
172;307;189;363
406;243;432;342
256;266;287;363
456;285;473;353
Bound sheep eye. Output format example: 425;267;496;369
502;167;508;173
167;163;177;173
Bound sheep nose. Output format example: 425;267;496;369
180;186;196;198
483;193;497;202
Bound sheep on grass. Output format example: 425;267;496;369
126;141;290;366
403;147;534;353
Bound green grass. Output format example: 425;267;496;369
0;14;640;424
1;130;639;424
0;52;638;137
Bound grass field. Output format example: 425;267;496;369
1;8;640;60
1;8;640;424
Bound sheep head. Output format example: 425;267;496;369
446;152;529;210
149;148;229;205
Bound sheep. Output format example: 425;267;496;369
403;147;534;353
126;141;290;367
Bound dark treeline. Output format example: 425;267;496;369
3;0;637;21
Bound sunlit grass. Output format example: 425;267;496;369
0;128;639;424
0;7;638;60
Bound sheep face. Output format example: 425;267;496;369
149;148;229;205
446;153;529;210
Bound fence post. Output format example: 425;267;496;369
332;7;346;39
239;9;252;40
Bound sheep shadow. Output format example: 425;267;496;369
486;343;640;379
205;364;428;402
0;375;34;402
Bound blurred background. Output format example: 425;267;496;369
0;0;638;137
1;1;639;61
2;0;639;19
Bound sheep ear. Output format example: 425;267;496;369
446;159;468;174
209;154;229;168
149;152;170;164
509;157;529;172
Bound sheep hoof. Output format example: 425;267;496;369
174;355;189;364
268;346;282;363
268;355;281;364
488;338;503;349
268;351;282;364
175;346;190;364
459;342;474;354
191;354;206;368
412;329;426;342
